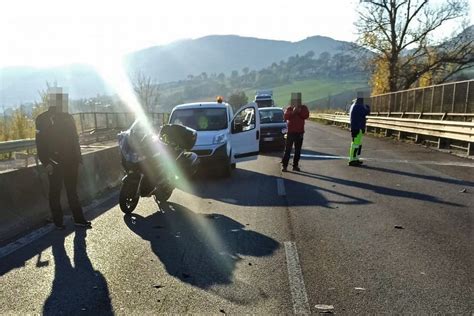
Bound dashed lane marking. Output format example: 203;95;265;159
284;241;311;315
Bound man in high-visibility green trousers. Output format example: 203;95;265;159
348;97;370;166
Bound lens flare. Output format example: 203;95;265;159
94;57;194;194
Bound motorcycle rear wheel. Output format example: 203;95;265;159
154;186;174;203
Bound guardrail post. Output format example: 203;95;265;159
93;113;98;131
430;86;435;112
451;83;456;113
441;85;446;112
414;134;423;143
80;113;84;134
398;131;407;140
468;143;474;156
465;81;470;115
421;89;425;112
438;138;450;150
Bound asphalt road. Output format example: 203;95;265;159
1;121;473;314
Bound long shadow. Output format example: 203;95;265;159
42;230;113;315
362;165;474;188
124;202;279;303
181;168;371;208
0;194;117;278
295;170;464;207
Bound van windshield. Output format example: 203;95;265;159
170;108;228;131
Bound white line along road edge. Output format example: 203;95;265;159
284;241;311;315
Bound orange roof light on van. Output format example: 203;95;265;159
216;96;224;103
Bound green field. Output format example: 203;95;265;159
245;78;368;108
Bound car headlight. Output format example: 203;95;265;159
281;128;288;134
213;133;227;144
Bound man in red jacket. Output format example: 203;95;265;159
281;92;310;172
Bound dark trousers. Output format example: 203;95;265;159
48;163;85;226
282;133;304;167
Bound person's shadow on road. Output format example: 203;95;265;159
42;230;113;315
124;202;279;303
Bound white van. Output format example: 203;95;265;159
168;101;260;176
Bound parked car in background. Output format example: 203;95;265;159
259;107;287;150
169;101;261;177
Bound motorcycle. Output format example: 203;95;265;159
117;121;199;214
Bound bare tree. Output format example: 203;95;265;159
131;71;160;112
356;0;473;93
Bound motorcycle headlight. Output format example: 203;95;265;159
281;128;288;134
213;133;227;144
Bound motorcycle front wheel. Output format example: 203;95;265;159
119;185;139;214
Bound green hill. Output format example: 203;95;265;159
245;79;368;109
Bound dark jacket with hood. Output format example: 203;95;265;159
349;98;370;132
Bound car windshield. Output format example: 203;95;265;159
170;108;228;131
260;109;284;124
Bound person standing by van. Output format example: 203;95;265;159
348;96;370;166
281;92;309;172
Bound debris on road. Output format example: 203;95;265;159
354;287;366;291
248;262;253;266
153;285;164;289
315;304;334;312
459;188;467;193
394;225;404;229
220;309;226;314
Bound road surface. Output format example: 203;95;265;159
1;121;473;314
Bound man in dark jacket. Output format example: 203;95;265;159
348;97;370;166
281;92;310;172
35;89;91;229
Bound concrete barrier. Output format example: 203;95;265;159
0;145;122;243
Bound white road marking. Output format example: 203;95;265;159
277;178;286;196
298;154;474;167
0;191;118;259
284;241;311;315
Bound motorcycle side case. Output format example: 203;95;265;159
159;124;197;151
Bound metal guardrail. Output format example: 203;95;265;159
0;111;170;158
71;112;170;134
369;80;474;114
0;139;36;155
312;112;474;155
